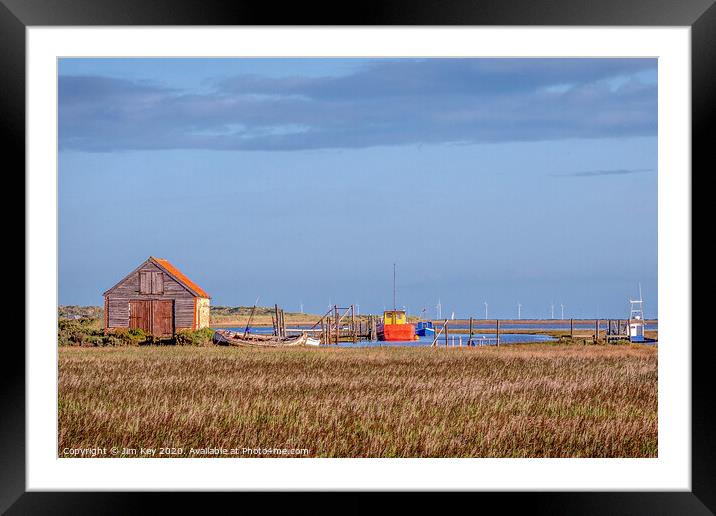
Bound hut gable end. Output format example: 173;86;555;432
103;257;209;299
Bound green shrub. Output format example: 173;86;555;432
57;317;219;347
86;336;105;347
175;327;215;346
58;318;101;346
110;328;149;346
102;336;123;347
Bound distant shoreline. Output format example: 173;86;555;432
57;306;657;327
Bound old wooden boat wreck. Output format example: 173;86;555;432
213;329;311;347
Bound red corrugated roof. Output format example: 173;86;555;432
151;257;210;299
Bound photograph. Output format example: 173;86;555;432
57;56;659;459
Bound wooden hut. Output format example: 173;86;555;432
103;257;211;336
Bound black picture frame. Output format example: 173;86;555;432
5;0;708;512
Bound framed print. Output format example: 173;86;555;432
5;0;710;512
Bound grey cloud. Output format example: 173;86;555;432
59;59;657;152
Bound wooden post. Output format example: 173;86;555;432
445;320;449;347
496;319;500;346
334;305;339;344
570;318;574;339
469;317;474;345
351;305;357;343
595;319;599;343
274;305;280;337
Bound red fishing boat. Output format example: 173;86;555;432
377;264;416;341
377;309;416;341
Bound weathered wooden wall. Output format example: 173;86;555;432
105;261;196;331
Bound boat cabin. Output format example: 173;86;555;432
629;316;645;342
416;320;434;331
383;310;408;325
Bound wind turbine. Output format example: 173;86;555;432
550;302;554;319
299;301;303;314
436;299;442;319
560;303;565;320
484;301;488;320
517;303;522;320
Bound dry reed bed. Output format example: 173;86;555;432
58;343;657;458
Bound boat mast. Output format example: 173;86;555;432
393;263;396;311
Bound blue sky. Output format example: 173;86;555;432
59;58;657;318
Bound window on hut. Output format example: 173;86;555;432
139;271;164;294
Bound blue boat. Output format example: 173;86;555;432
415;321;435;336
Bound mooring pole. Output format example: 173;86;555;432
274;304;280;336
351;305;357;343
595;319;599;343
334;305;339;344
496;319;500;346
469;317;474;346
570;318;574;339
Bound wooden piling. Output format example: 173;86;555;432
333;306;338;344
274;305;280;337
445;320;449;347
570;318;574;339
469;317;474;342
278;308;285;338
496;319;500;346
595;319;600;343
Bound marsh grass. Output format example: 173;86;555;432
58;343;657;458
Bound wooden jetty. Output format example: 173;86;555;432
263;307;653;347
279;304;378;344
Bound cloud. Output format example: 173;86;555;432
556;168;654;178
59;58;657;152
